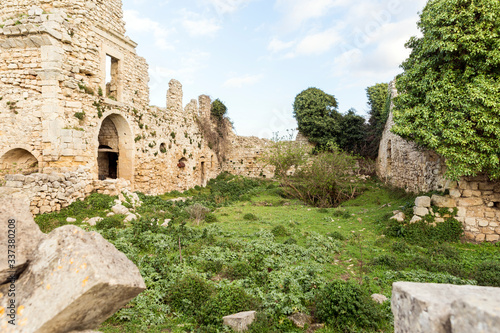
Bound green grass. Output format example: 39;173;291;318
33;176;500;333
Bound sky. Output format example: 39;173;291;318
121;0;428;139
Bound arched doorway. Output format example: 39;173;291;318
0;148;39;175
97;114;134;181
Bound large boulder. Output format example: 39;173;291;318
223;311;256;332
0;225;146;332
451;294;500;333
0;188;45;285
392;282;500;333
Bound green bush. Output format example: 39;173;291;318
387;218;464;244
475;261;500;287
243;213;258;221
315;280;384;331
166;274;215;317
211;98;227;120
332;209;351;219
204;213;218;223
326;231;346;241
271;225;290;237
95;215;125;230
198;284;260;326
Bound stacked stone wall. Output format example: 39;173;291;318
223;135;275;178
2;167;131;215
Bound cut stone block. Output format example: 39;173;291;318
0;188;45;285
392;282;500;333
391;212;405;223
288;312;312;328
223;311;256;332
0;225;146;332
431;195;457;208
451;294;500;333
413;206;429;217
415;196;431;208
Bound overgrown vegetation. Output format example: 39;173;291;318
392;0;500;180
34;175;500;333
198;98;232;164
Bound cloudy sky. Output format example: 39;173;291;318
122;0;428;138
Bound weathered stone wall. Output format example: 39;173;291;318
377;81;448;193
2;167;131;215
223;133;275;178
379;81;500;242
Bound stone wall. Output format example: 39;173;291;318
379;81;500;242
223;134;275;178
377;81;448;193
2;167;131;215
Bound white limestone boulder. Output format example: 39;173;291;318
451;294;500;333
392;282;500;333
0;225;146;332
223;311;256;332
0;188;45;285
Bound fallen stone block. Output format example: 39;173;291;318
288;312;312;328
392;282;500;333
415;196;431;207
223;311;256;332
0;188;45;285
0;225;146;332
451;294;500;333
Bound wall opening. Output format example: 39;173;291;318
387;140;392;175
0;148;38;175
105;54;120;100
97;114;134;181
159;143;167;154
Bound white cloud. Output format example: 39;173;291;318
294;27;342;56
181;11;221;37
275;0;347;29
268;37;295;53
223;74;264;88
124;10;174;50
204;0;254;14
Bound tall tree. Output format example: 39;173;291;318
293;87;342;148
365;83;389;158
392;0;500;179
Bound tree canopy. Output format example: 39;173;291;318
293;87;342;148
211;99;227;120
392;0;500;180
365;82;389;158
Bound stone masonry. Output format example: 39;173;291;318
0;0;272;206
378;81;500;242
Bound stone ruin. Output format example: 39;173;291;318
0;0;274;215
377;81;500;242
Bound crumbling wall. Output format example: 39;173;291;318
223;134;275;178
377;81;448;193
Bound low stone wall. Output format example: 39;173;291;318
392;282;500;333
3;168;131;215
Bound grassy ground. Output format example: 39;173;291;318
34;175;500;333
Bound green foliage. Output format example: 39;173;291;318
364;82;389;158
166;274;215;317
261;141;310;178
337;108;367;154
271;225;289;237
211;98;227;120
387;218;464;244
95;215;125;230
392;0;500;179
315;280;384;331
382;270;476;285
74;111;85;121
293;87;341;148
243;213;258;221
475;261;500;287
327;231;346;241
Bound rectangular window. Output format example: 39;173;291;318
105;54;119;101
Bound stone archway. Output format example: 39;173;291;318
97;114;134;181
0;148;39;175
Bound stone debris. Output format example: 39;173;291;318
223;311;256;332
85;217;103;226
124;213;137;223
288;312;313;328
390;211;406;222
415;196;431;208
0;224;146;333
371;293;388;304
162;218;171;227
392;282;500;333
66;217;77;223
111;203;130;215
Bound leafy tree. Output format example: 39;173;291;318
338;108;367;154
293;87;342;148
392;0;500;180
364;83;389;158
210;98;227;120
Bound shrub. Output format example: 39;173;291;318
198;284;260;326
166;274;215;317
332;208;351;219
185;203;210;224
243;213;258;221
95;215;125;230
204;213;218;223
211;98;227;120
326;231;346;241
271;225;289;237
475;261;500;287
315;280;384;331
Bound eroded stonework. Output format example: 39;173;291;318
0;0;272;207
